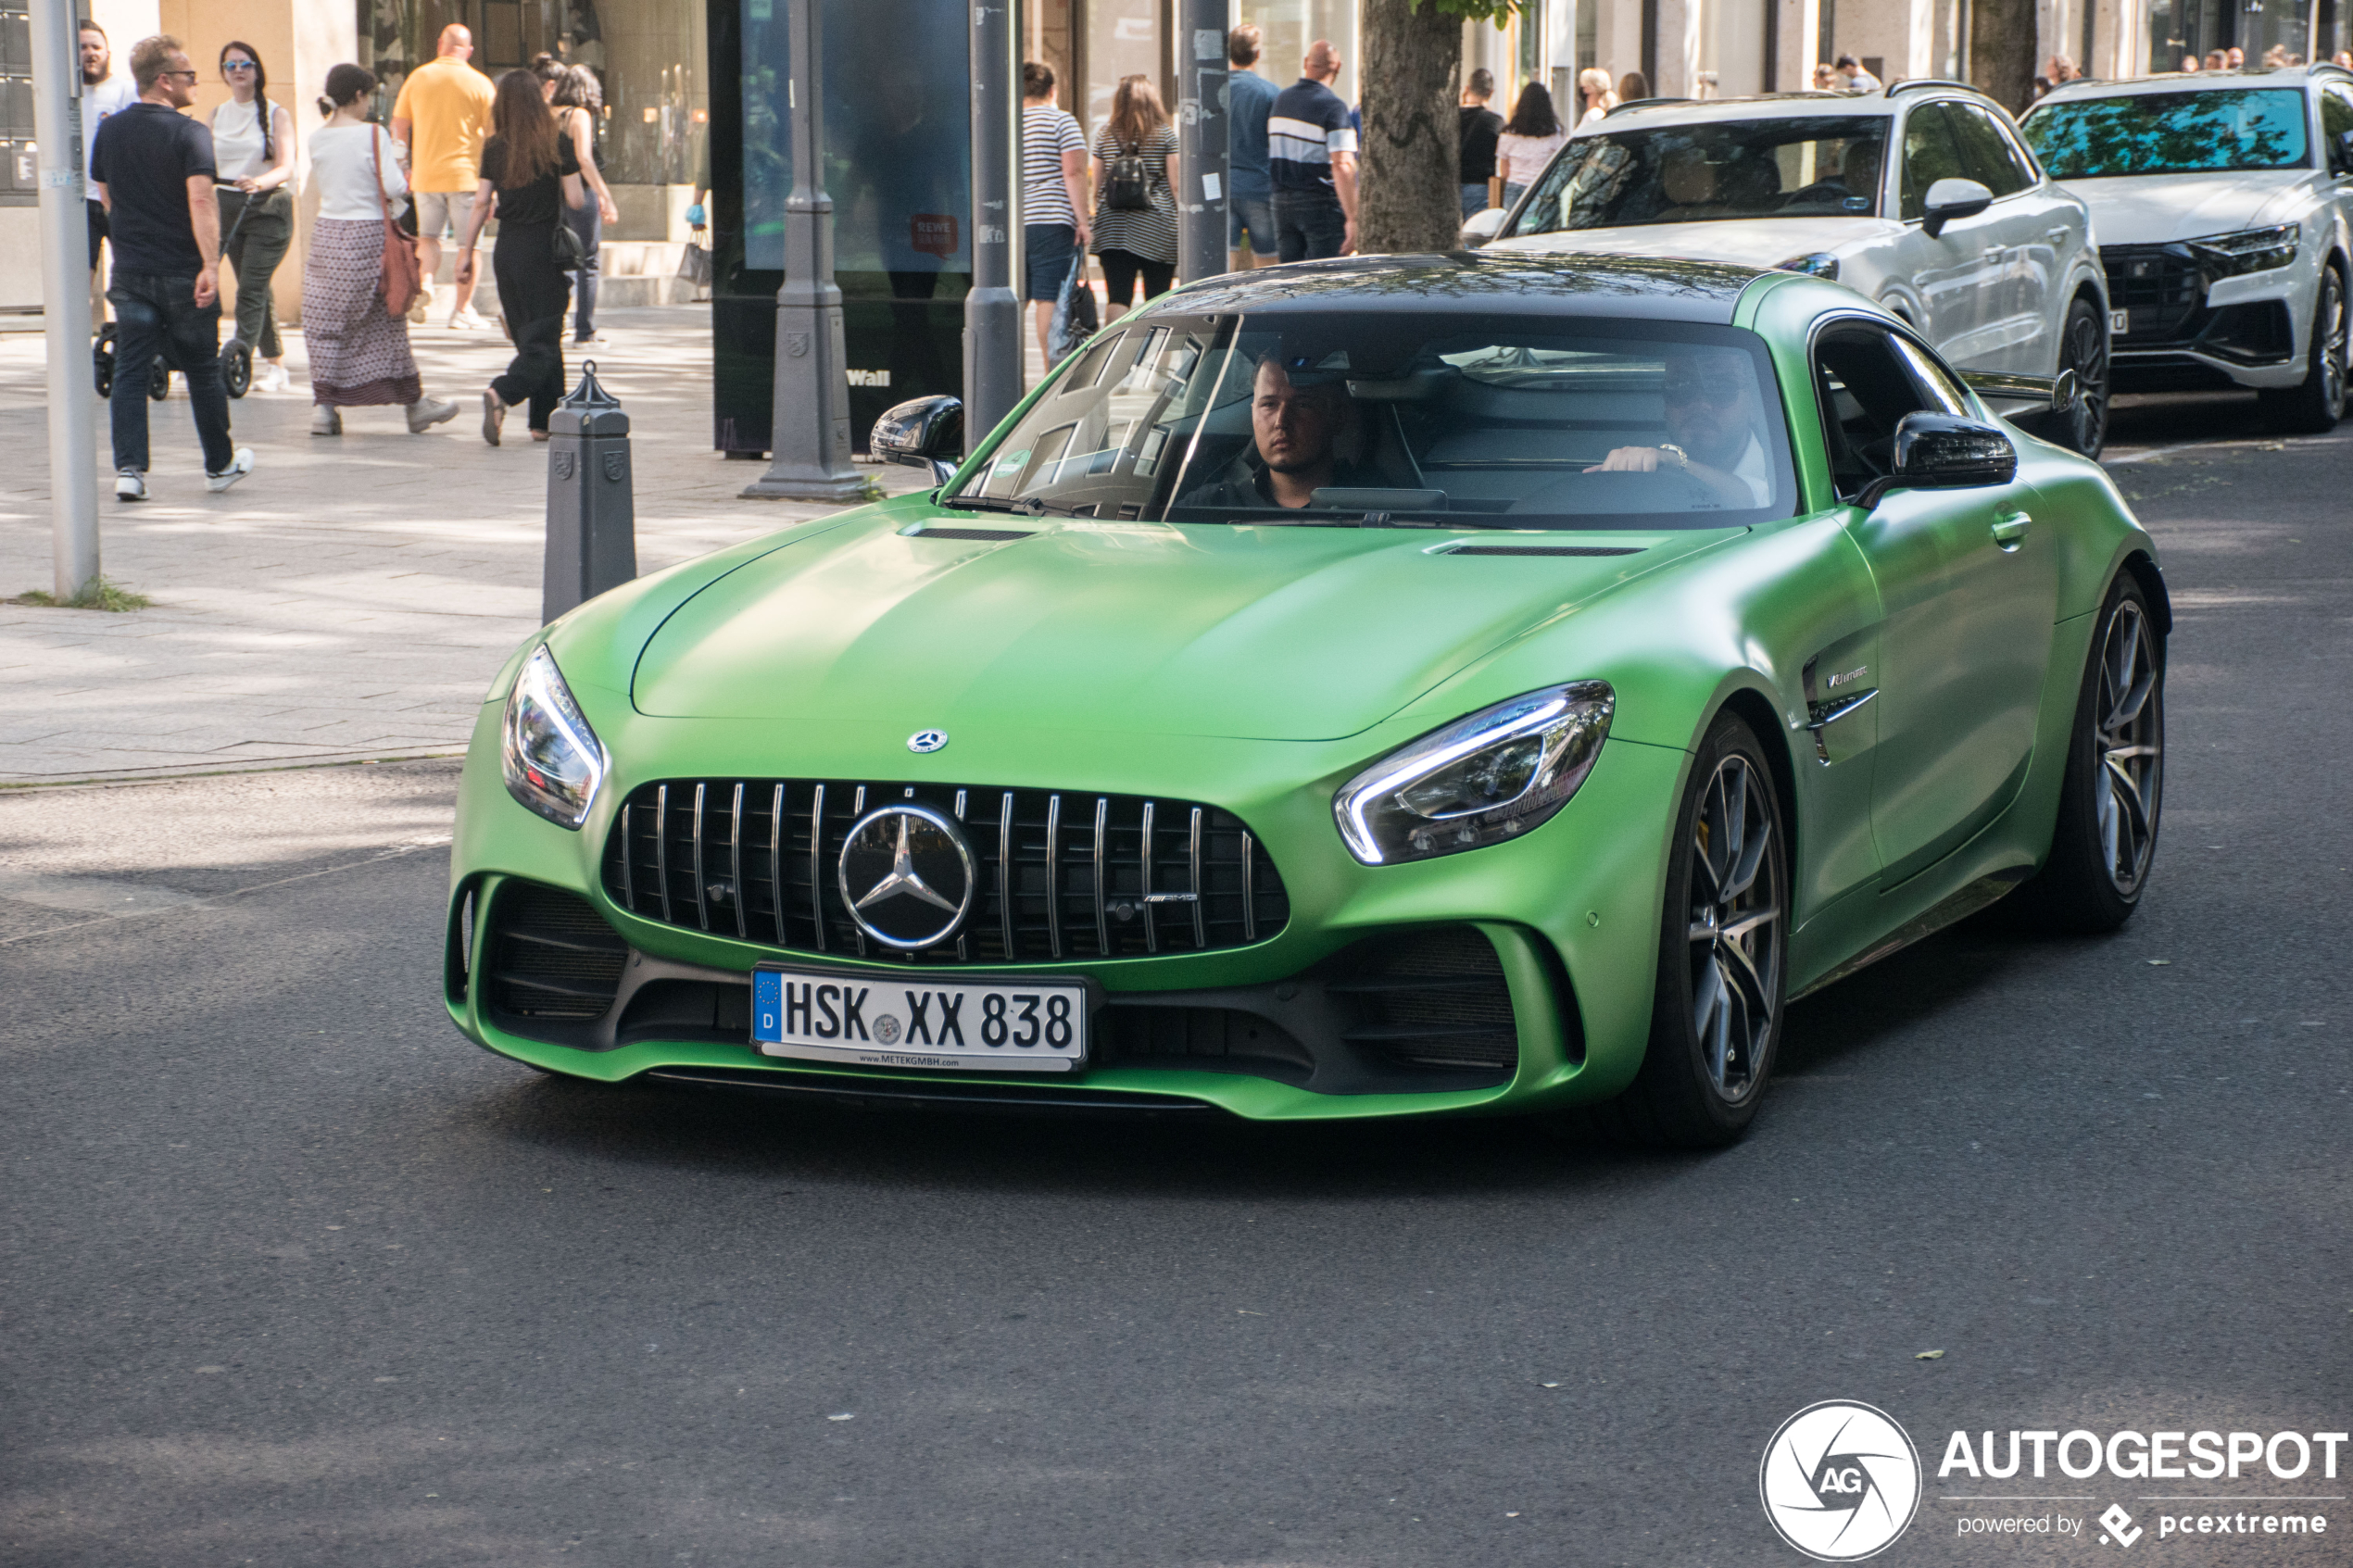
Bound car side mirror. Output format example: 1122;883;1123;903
1459;207;1509;249
1921;176;1994;238
871;395;963;485
2335;129;2353;176
1856;412;2018;510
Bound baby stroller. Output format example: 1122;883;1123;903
91;195;258;401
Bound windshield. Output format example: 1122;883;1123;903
1502;116;1889;238
943;313;1795;531
2022;89;2310;177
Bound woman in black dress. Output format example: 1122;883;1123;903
454;69;584;445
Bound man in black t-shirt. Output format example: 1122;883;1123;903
1458;69;1503;220
88;34;251;500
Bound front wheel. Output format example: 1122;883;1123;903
2258;265;2346;435
2054;295;2109;458
1589;710;1790;1148
221;337;252;399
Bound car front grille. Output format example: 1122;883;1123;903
600;779;1290;964
2105;245;2205;343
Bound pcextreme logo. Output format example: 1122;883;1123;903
1760;1400;1925;1561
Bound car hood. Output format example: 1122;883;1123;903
628;516;1721;742
1484;217;1901;270
2065;170;2309;245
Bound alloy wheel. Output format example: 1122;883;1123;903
2321;270;2347;419
2093;598;2163;897
2065;303;2109;454
1686;754;1782;1103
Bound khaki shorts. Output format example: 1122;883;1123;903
414;189;478;245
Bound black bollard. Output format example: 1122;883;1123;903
543;360;638;623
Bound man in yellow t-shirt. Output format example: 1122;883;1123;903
392;24;497;330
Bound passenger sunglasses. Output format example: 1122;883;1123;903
222;60;258;72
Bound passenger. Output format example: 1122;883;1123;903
1179;356;1377;510
1586;345;1772;508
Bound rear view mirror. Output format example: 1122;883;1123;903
1921;176;1994;237
1459;207;1509;249
871;395;964;485
1858;413;2017;509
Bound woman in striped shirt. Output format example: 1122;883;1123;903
1022;62;1091;364
1088;75;1180;320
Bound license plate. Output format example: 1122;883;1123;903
750;964;1088;1073
2111;308;2130;334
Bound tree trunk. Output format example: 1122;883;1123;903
1969;0;2038;116
1358;0;1464;254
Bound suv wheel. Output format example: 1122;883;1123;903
2055;295;2108;458
2259;265;2347;435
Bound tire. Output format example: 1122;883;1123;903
2258;265;2346;435
92;326;114;398
2054;294;2109;458
2007;573;2164;934
1587;710;1790;1148
147;360;170;401
221;337;252;400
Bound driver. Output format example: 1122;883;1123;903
1178;355;1377;510
1585;345;1773;508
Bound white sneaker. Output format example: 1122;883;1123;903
406;396;459;433
115;469;147;502
408;279;435;325
449;307;493;332
205;447;255;494
255;362;292;395
310;405;342;436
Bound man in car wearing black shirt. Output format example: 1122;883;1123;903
1178;356;1377;510
89;34;252;501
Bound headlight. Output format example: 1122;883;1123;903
1334;683;1614;865
502;645;607;829
1776;252;1841;280
2191;223;2299;278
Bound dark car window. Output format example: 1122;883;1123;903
2020;89;2311;176
1946;102;2035;196
2323;85;2353;176
1898;103;1971;220
1502;115;1890;236
946;312;1797;530
1814;323;1944;501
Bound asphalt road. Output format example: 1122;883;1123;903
3;396;2347;1567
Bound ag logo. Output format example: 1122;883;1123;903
1759;1400;1921;1561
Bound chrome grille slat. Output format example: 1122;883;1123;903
603;779;1287;964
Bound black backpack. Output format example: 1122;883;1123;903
1102;139;1153;212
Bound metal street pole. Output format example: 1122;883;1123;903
962;0;1020;448
1176;6;1228;284
31;0;97;598
743;0;867;501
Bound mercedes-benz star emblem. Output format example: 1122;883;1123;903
907;728;948;754
837;805;976;950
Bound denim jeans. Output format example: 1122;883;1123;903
1272;189;1347;262
564;198;602;340
1228;194;1276;256
107;270;233;476
1461;182;1491;218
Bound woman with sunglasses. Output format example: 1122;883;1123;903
210;42;296;393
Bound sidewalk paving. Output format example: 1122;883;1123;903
0;307;931;785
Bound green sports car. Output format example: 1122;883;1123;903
447;255;2166;1146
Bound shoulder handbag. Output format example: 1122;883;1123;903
553;216;587;270
370;129;423;319
1102;138;1152;212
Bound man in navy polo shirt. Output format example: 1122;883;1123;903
89;34;252;500
1267;39;1358;262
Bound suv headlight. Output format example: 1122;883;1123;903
1334;683;1614;865
502;646;607;829
2191;223;2299;278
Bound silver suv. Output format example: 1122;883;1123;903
1466;85;2112;455
2022;65;2352;433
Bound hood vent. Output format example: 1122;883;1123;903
911;526;1036;542
1442;543;1644;558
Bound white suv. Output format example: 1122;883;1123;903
2020;66;2352;433
1465;86;2112;454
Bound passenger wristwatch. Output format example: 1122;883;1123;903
1657;443;1692;470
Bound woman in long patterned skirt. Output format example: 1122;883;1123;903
300;65;456;434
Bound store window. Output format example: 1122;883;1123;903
0;2;31;208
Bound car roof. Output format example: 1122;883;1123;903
1160;253;1768;325
1584;86;1994;132
2034;65;2352;105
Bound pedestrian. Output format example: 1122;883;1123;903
88;35;251;501
2046;53;2080;82
1226;26;1279;270
1268;40;1358;262
1811;61;1838;91
391;24;497;330
1494;82;1567;210
1835;54;1882;92
1088;74;1179;321
211;41;296;395
2226;45;2245;68
300;65;459;436
1459;69;1503;218
1019;61;1089;363
80;21;139;326
2337;50;2353;69
550;66;620;346
456;69;585;445
1617;69;1651;104
2203;49;2226;69
1576;67;1617;127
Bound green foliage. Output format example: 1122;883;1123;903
8;575;153;612
1410;0;1521;24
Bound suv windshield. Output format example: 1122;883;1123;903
2022;89;2310;176
1502;116;1889;238
944;312;1794;531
